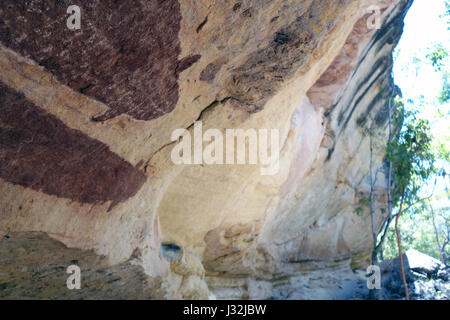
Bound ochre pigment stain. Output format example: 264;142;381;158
0;82;147;207
0;0;199;121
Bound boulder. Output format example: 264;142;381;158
405;249;446;276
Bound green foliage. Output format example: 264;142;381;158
354;207;364;216
426;43;448;72
425;6;449;101
425;37;449;103
379;0;450;264
383;192;450;261
380;98;449;263
359;197;371;208
386;104;436;208
354;197;371;216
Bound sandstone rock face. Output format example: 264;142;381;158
0;0;412;299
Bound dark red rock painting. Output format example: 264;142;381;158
0;0;200;121
0;82;147;209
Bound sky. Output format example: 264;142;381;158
393;0;449;210
394;0;449;115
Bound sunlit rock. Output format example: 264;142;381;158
0;0;414;299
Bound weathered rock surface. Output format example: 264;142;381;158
0;0;413;299
375;251;450;300
0;232;165;299
405;249;447;277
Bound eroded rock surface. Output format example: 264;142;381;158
375;251;450;300
0;0;413;299
0;232;165;299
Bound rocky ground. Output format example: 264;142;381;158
366;249;449;300
0;232;165;299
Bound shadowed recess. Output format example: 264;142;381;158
0;82;147;208
0;0;200;121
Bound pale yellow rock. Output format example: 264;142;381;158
0;0;411;299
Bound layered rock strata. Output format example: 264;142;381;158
0;0;412;299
